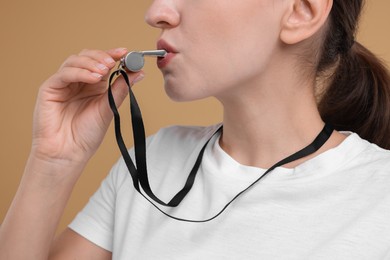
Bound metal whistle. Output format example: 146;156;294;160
119;50;167;72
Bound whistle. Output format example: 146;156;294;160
120;50;167;72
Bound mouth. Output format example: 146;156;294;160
156;39;178;69
157;39;178;54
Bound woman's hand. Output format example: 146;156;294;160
31;48;144;167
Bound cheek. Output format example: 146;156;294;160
193;6;281;75
187;29;280;98
164;33;280;102
163;1;282;101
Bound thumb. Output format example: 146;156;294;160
100;71;145;123
113;71;145;106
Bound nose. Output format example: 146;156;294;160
145;0;180;29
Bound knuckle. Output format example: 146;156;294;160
66;54;78;63
75;68;87;78
60;54;77;68
55;68;68;80
68;54;78;60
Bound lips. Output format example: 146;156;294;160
156;39;178;69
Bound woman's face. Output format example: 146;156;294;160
145;0;286;102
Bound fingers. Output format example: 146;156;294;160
59;55;109;84
60;48;127;72
56;67;104;85
105;47;129;61
61;55;110;75
50;48;128;89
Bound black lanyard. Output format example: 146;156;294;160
107;69;334;223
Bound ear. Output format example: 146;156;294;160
280;0;333;45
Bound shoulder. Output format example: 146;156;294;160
342;133;390;176
354;134;390;165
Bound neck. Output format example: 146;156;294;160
217;76;344;169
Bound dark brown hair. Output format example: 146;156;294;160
317;0;390;149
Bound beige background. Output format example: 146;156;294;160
0;1;389;233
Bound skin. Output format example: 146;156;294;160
147;0;283;102
145;0;344;167
0;0;346;259
0;48;138;259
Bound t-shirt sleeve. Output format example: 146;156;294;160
68;157;126;252
67;125;213;252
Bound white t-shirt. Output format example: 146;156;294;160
69;124;390;259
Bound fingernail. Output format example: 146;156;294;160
132;73;145;84
96;63;108;71
92;72;103;78
104;57;115;64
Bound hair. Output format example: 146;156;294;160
316;0;390;149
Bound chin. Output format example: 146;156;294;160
164;82;207;103
164;87;195;102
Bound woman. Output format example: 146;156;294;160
1;0;390;259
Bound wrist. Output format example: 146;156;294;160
25;149;88;186
30;139;92;166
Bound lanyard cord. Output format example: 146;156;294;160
107;69;334;223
